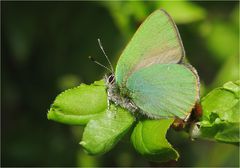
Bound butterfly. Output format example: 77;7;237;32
98;9;200;120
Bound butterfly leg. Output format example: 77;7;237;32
107;90;111;110
107;99;111;110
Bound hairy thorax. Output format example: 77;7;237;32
104;74;139;113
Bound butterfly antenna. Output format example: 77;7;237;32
88;56;112;72
97;38;114;73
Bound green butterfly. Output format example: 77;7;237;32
104;9;199;120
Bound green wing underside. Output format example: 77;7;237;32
126;64;197;119
115;9;185;87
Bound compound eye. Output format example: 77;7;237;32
108;74;115;84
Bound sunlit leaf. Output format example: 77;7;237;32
156;1;206;24
199;20;238;62
197;81;240;143
131;119;179;162
80;105;135;155
214;123;239;143
212;54;239;88
101;1;148;38
47;80;107;125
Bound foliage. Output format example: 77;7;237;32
48;80;107;125
131;119;179;162
193;81;240;143
48;79;179;162
80;105;134;155
47;78;239;162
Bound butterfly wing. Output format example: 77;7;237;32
126;64;198;119
115;9;185;88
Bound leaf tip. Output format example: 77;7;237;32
79;141;86;146
47;108;55;120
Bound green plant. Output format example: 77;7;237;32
47;80;239;162
47;6;239;162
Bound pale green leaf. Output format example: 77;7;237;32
131;119;179;162
201;81;240;122
215;123;239;143
158;1;206;24
199;21;238;62
80;105;135;155
197;81;240;143
47;80;107;125
101;1;148;38
212;54;239;88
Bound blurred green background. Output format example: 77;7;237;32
2;1;239;167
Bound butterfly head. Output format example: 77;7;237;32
107;73;115;85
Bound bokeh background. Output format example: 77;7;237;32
2;1;239;167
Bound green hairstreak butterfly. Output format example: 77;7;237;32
103;9;200;120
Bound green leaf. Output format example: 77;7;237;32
212;54;239;88
215;123;239;143
201;81;240;122
199;20;238;62
101;1;148;38
80;105;135;155
158;1;206;24
197;81;240;143
131;119;179;162
47;80;107;125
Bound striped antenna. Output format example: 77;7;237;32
97;38;114;73
88;56;112;73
